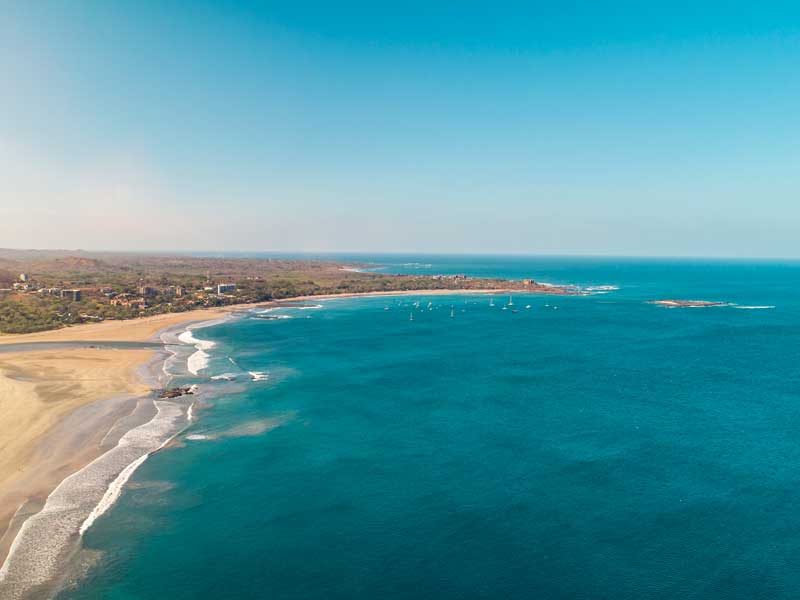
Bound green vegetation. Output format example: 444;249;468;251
0;250;565;334
0;296;76;333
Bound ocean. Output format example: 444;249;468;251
58;256;800;599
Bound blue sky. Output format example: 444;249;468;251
1;1;799;256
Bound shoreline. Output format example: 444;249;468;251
0;312;233;598
0;287;553;597
0;286;570;344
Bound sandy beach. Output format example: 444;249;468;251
0;349;152;563
0;288;523;584
0;308;232;569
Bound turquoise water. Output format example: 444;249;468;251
62;257;800;599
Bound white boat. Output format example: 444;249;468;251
525;305;532;309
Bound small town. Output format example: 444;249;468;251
0;251;559;333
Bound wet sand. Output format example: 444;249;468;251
0;349;153;565
0;309;233;571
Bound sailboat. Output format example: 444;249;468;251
409;311;414;321
489;297;495;307
508;296;514;307
450;305;455;318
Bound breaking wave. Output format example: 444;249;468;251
0;401;189;599
179;330;216;376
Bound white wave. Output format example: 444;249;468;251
210;373;237;381
585;285;620;292
735;305;775;310
249;371;269;382
186;349;210;375
258;303;323;313
187;401;195;422
185;434;210;441
177;330;216;351
179;329;216;376
160;332;181;379
0;401;188;598
78;454;148;536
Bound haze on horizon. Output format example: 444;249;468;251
1;2;799;258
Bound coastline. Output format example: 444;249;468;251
0;309;233;599
0;287;537;347
0;288;533;597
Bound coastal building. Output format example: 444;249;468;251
165;285;184;297
138;285;158;297
12;282;30;291
110;294;146;309
60;289;82;302
217;283;236;294
18;273;28;282
109;293;131;305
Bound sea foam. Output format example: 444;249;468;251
0;400;189;599
210;373;238;381
735;305;776;310
179;330;216;375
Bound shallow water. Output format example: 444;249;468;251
58;257;800;599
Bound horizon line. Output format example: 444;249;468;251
2;247;800;262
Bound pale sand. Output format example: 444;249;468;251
0;307;230;345
0;288;525;569
0;349;153;564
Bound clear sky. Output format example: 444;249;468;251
1;1;799;257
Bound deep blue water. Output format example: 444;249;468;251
61;257;800;599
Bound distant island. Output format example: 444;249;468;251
649;299;729;308
0;249;573;334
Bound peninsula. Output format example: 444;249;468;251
0;249;573;334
